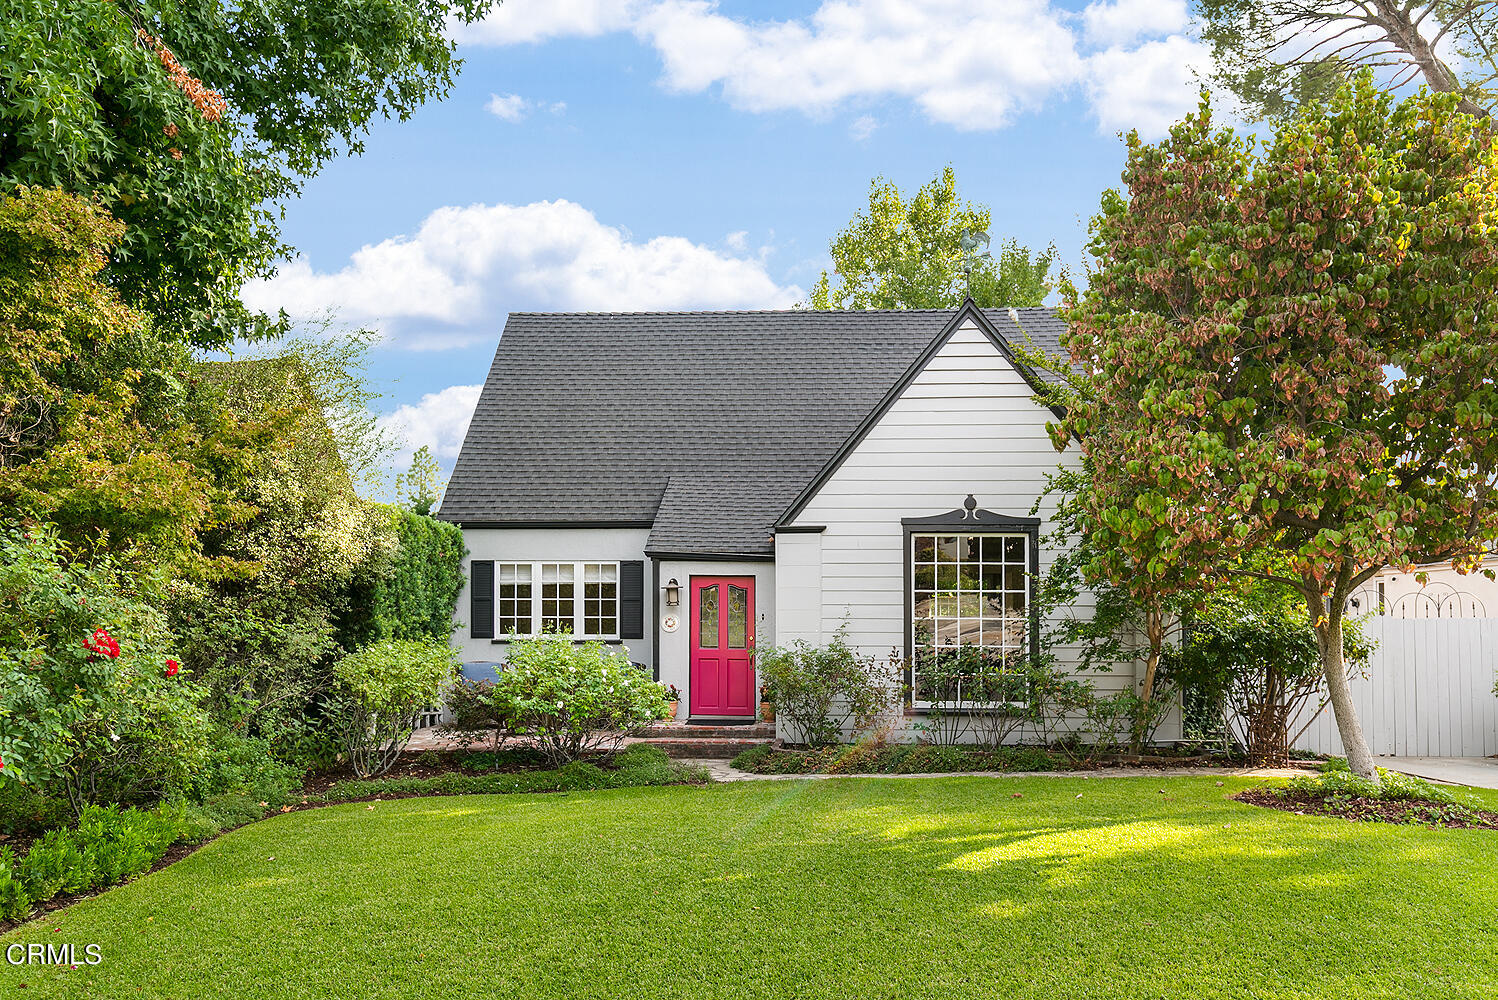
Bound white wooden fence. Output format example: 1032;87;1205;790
1293;618;1498;758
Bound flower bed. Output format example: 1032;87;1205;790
1233;762;1498;830
730;743;1262;775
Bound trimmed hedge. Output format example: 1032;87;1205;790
320;745;706;802
344;508;466;646
0;805;189;922
732;743;1068;775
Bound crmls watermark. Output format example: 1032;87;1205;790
5;943;103;966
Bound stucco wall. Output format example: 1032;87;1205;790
453;526;653;679
654;558;775;716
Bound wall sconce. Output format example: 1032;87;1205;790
664;578;681;607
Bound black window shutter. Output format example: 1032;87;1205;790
470;560;495;639
619;560;645;639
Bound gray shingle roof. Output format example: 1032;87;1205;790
439;306;1067;554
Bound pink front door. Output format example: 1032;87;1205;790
689;577;756;718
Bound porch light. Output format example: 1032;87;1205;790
665;578;681;607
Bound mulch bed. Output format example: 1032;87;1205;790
1234;787;1498;830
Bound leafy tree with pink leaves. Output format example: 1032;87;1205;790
1055;77;1498;780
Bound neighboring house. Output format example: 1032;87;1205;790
438;300;1152;738
1349;556;1498;619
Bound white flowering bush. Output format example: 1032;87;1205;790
493;634;670;764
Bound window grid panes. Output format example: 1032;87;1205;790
491;561;620;638
911;533;1030;705
583;563;618;636
497;563;533;636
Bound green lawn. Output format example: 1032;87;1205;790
5;776;1498;999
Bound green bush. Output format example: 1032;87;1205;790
319;749;706;802
333;638;456;778
730;742;1067;775
0;781;70;839
1287;759;1461;804
343;508;466;645
0;804;188;922
0;525;214;811
492;634;670;765
754;627;901;747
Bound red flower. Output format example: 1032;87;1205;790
83;628;120;659
165;659;180;678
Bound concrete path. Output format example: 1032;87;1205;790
698;759;1315;783
1382;756;1498;789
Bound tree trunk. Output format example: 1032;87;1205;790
1311;595;1378;780
1370;0;1490;119
1133;609;1164;754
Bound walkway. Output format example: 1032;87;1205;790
697;759;1317;783
1382;756;1498;789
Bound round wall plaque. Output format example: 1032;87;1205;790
662;614;680;633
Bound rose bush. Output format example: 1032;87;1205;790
0;525;212;813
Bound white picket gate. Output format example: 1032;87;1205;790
1293;618;1498;758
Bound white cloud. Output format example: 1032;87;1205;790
633;0;1083;131
848;114;879;141
485;93;568;121
1081;0;1188;47
458;0;1214;139
379;384;483;465
241;199;802;350
452;0;641;45
486;92;530;121
724;230;748;251
1085;34;1210;137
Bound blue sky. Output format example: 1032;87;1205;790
239;0;1212;478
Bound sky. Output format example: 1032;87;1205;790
237;0;1218;481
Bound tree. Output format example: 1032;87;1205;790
1196;0;1498;121
1;0;499;347
0;186;267;582
807;167;1054;310
396;445;445;516
1056;78;1498;779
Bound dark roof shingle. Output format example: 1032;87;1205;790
439;307;1065;553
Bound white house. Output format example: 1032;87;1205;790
436;300;1155;737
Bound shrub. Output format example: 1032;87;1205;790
0;804;188;922
333;638;457;778
342;508;466;645
0;525;214;813
1166;587;1374;764
754;627;901;747
1287;759;1462;805
491;634;670;765
439;676;508;749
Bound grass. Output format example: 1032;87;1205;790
4;776;1498;999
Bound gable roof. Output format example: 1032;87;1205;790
438;303;1068;555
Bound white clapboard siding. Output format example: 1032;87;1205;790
779;320;1111;686
1293;618;1498;758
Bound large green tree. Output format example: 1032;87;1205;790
1196;0;1498;121
807;167;1054;310
1;0;498;347
1056;79;1498;779
0;186;268;582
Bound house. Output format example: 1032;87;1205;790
438;300;1149;736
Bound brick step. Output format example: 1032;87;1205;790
634;736;772;759
652;722;776;738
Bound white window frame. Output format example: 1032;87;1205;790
908;531;1033;710
494;560;621;640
